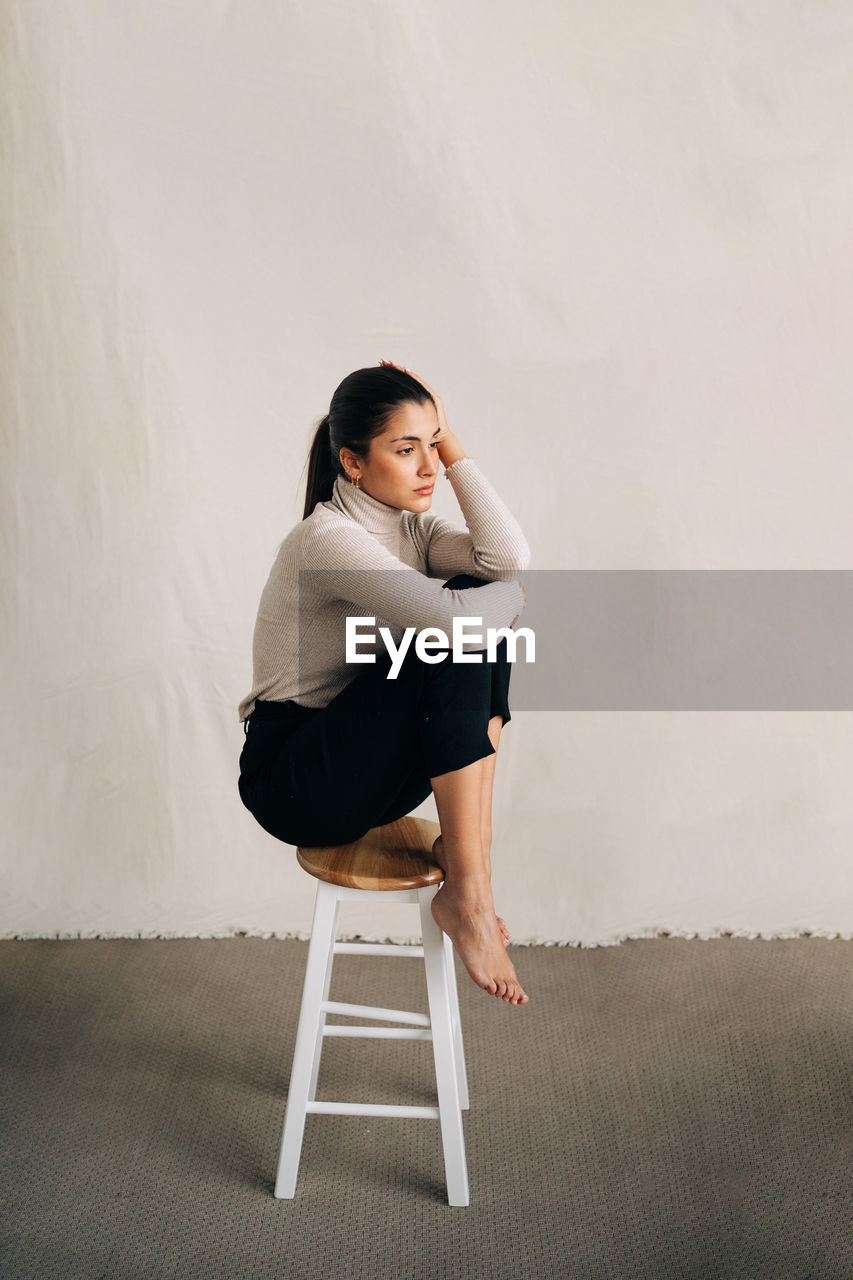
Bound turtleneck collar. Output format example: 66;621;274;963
327;473;409;535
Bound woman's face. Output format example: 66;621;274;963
342;400;441;513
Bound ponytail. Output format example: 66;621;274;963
303;415;336;519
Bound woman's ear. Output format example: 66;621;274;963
338;447;359;482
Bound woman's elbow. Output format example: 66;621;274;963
515;539;532;572
474;541;531;578
502;537;531;574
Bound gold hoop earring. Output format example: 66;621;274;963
350;473;361;489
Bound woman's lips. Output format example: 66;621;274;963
414;485;434;494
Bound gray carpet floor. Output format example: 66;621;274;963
2;936;853;1279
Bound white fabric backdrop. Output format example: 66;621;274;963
4;0;853;942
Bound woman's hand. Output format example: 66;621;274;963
378;359;465;469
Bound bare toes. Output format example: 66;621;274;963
431;887;528;1005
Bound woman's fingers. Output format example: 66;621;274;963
380;359;438;403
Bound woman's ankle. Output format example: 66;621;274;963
438;874;494;908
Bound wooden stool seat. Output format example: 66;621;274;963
296;815;443;890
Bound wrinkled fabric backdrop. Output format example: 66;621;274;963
3;1;853;942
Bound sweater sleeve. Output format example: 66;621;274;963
301;519;525;650
418;456;531;582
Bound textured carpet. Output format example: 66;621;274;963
1;936;852;1279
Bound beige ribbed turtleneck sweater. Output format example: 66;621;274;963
237;455;530;721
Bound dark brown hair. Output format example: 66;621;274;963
302;366;436;519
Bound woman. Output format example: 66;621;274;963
237;361;530;1005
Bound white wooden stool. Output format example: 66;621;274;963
273;815;470;1206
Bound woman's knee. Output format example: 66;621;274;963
441;572;491;590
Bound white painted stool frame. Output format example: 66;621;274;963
274;878;470;1206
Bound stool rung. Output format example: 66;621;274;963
334;942;425;957
321;1000;430;1027
323;1025;433;1040
305;1101;440;1120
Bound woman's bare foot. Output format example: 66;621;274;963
431;835;510;945
430;882;528;1005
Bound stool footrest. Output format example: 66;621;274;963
334;942;425;957
323;1025;432;1040
306;1101;440;1120
321;999;430;1027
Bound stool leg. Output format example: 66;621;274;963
274;880;339;1198
308;893;340;1102
442;931;470;1111
419;886;470;1207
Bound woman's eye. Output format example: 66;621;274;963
398;442;439;455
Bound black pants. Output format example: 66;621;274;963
237;574;513;848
